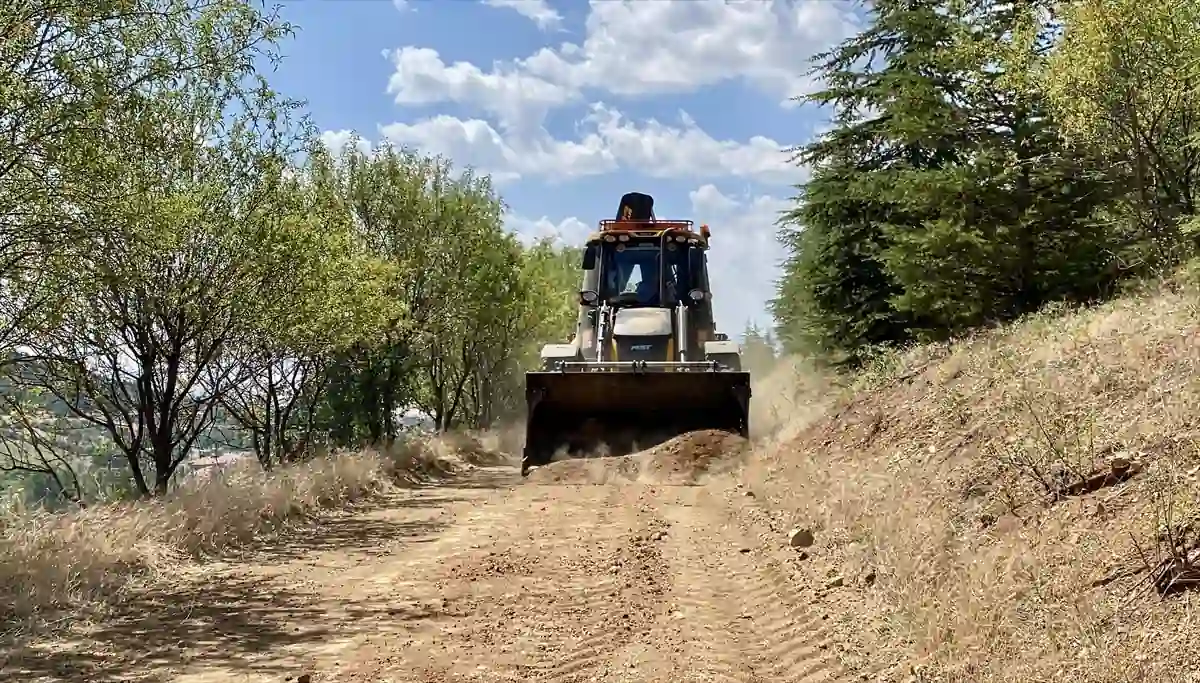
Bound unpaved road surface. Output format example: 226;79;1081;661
8;461;858;683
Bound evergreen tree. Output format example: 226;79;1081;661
875;0;1118;334
774;0;1119;363
774;0;962;362
741;321;779;376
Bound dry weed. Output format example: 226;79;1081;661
740;273;1200;682
0;431;501;628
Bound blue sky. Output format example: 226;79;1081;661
265;0;866;335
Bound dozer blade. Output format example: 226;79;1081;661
521;369;751;475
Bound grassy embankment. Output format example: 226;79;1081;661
747;268;1200;682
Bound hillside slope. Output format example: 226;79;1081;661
744;275;1200;681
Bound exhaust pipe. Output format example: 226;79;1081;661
594;304;611;361
676;304;688;361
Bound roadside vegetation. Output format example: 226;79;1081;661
755;1;1200;679
0;0;575;623
774;0;1200;367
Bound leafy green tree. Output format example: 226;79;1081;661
19;2;305;496
216;144;400;469
472;239;582;426
0;0;295;363
1042;0;1200;256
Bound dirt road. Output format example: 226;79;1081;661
9;459;861;683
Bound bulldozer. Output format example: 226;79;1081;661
521;192;751;476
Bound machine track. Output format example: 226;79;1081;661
7;466;859;683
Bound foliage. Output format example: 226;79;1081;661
0;0;580;502
741;322;779;377
1042;0;1200;255
773;0;1150;365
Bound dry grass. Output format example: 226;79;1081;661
0;431;507;629
741;271;1200;682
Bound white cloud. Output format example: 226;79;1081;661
386;0;863;126
386;48;575;132
319;129;373;156
483;0;563;31
392;0;411;12
689;184;791;333
504;213;591;246
379;103;801;186
379;115;611;184
580;104;798;185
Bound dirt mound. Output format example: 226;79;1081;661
526;429;751;486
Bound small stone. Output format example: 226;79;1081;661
743;490;755;497
788;527;815;548
296;675;312;683
825;575;845;589
861;569;877;586
796;550;810;561
1110;455;1131;472
739;547;751;553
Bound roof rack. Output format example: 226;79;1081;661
598;218;694;232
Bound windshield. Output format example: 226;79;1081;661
599;241;692;306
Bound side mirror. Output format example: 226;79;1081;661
582;244;598;270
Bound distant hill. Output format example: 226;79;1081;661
0;353;252;480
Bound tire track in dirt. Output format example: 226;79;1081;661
721;484;885;682
388;483;635;682
51;462;859;683
341;480;670;683
324;484;583;682
519;483;673;683
504;482;632;680
657;486;854;683
656;498;774;683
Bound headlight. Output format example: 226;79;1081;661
688;289;704;301
580;290;599;305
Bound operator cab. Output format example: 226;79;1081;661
599;238;691;307
572;192;714;364
586;192;704;309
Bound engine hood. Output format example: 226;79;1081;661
612;307;673;337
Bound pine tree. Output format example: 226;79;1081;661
773;0;1120;362
875;0;1119;334
774;0;962;363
